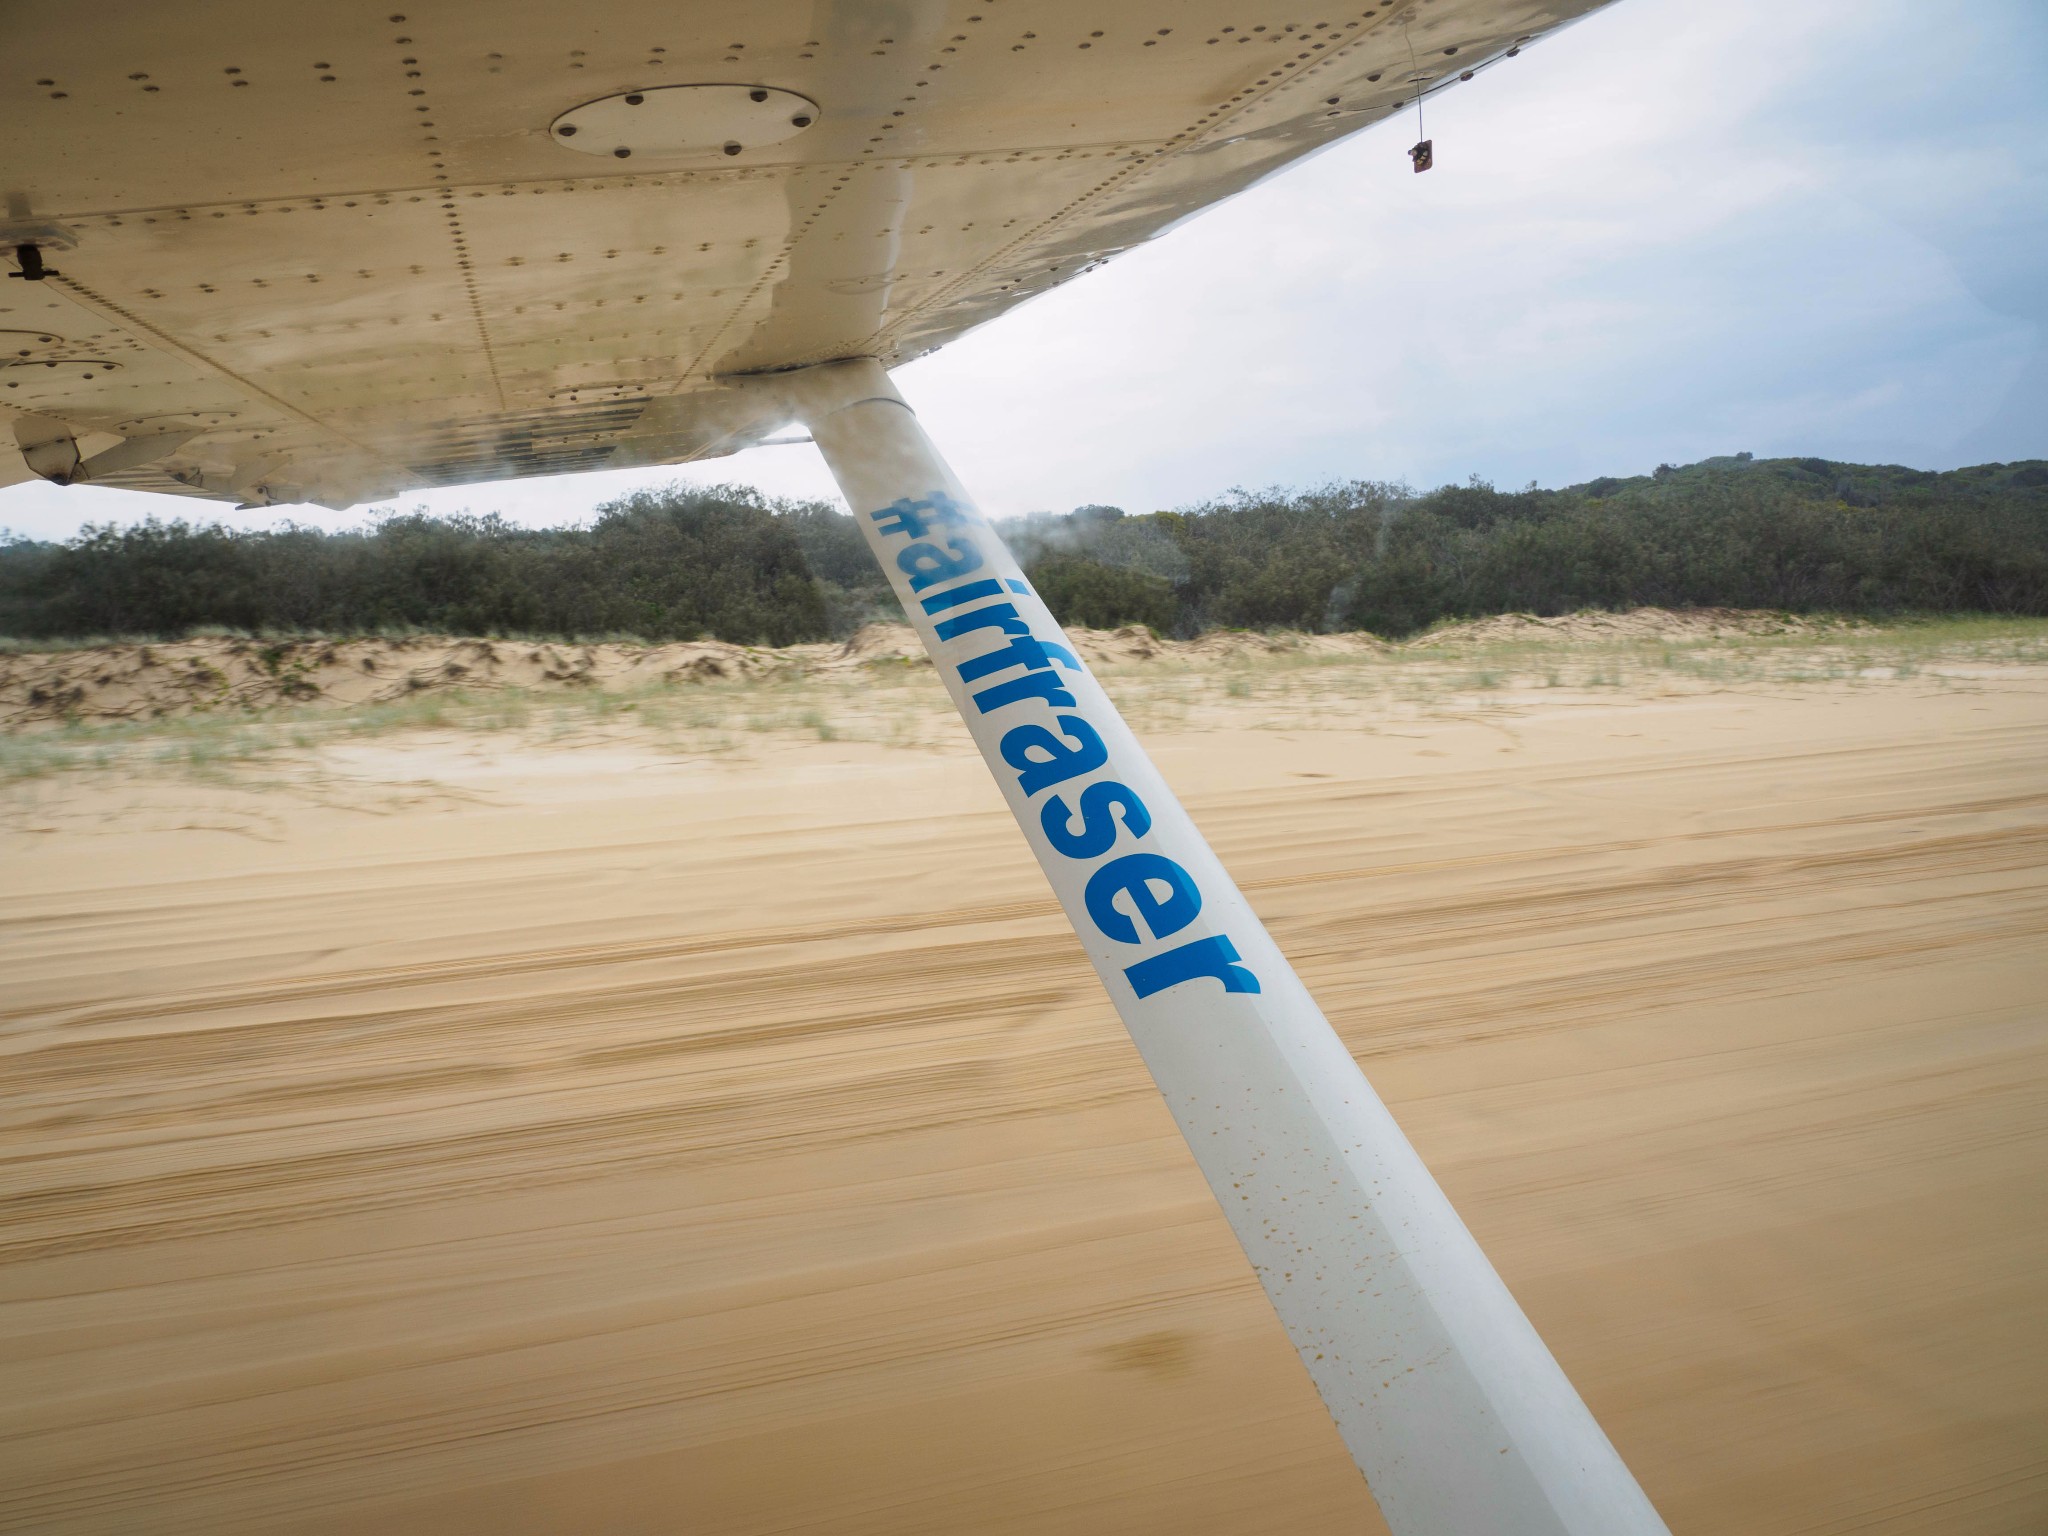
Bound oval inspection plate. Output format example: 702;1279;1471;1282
549;84;818;161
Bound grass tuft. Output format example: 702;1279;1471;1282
3;616;2044;786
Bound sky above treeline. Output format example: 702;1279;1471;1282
4;0;2043;542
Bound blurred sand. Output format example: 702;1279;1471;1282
3;656;2045;1534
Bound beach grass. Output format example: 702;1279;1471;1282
4;616;2044;784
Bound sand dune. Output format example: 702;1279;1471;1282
2;646;2045;1534
0;606;1851;728
2;623;1381;729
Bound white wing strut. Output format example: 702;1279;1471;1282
775;358;1669;1536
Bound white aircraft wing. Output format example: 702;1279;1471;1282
2;0;1604;507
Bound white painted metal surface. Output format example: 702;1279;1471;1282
548;84;819;162
0;0;1612;504
778;358;1670;1536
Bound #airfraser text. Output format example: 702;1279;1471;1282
871;493;1261;1003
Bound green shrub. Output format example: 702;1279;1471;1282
3;457;2041;644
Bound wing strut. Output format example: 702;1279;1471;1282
777;358;1669;1536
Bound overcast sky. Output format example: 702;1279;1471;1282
5;0;2043;541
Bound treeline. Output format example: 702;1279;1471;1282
0;490;832;645
3;454;2044;643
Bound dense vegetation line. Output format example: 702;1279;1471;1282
2;454;2042;644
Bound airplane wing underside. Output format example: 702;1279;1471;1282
1;0;1605;509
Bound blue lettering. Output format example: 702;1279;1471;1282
1040;780;1152;859
919;578;1003;615
999;715;1107;796
871;492;973;539
1084;853;1202;945
1039;637;1081;671
972;670;1077;714
871;499;932;539
958;633;1053;684
898;538;984;592
933;602;1031;644
1125;935;1262;999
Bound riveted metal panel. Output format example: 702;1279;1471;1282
2;1;1604;503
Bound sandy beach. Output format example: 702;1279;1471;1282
3;628;2045;1534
